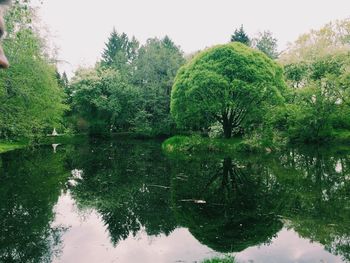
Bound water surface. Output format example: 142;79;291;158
0;139;349;262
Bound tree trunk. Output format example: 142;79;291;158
222;115;232;139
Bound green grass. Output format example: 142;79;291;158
332;129;350;143
0;140;29;154
0;134;87;154
162;135;246;156
202;256;236;263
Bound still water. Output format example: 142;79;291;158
0;138;349;263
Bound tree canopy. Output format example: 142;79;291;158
171;42;286;138
275;18;350;142
0;0;67;140
68;33;185;136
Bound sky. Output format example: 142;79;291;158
34;0;350;76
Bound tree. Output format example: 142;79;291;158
279;20;350;142
282;54;350;142
253;31;279;59
70;67;137;134
101;29;139;72
132;36;185;135
171;42;285;139
230;25;250;46
70;35;185;136
0;0;67;140
279;18;350;64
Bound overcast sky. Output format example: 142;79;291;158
34;0;350;76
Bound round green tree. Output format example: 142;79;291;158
171;42;285;138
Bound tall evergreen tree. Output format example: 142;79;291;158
101;29;139;71
231;25;250;46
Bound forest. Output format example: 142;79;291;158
1;0;350;151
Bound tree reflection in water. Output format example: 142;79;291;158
171;155;283;253
69;141;350;261
0;147;69;263
69;139;177;245
169;146;349;260
0;140;349;262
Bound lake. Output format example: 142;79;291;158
0;138;349;263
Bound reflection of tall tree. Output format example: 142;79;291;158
70;140;177;245
0;147;69;263
171;156;283;253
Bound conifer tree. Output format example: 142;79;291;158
101;29;139;70
231;25;250;46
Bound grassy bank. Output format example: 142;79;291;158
331;129;350;143
162;135;247;156
0;140;29;154
0;134;87;154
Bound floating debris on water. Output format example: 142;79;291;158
180;199;206;204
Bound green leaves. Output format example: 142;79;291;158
0;0;66;139
70;33;185;136
70;68;137;134
282;54;350;142
171;42;285;138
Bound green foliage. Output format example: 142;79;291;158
131;36;185;135
0;0;67;140
70;33;185;136
284;62;309;88
101;29;139;72
0;140;28;153
171;42;285;138
277;20;350;143
56;71;69;90
69;67;137;134
282;53;350;142
230;25;250;46
162;135;243;156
